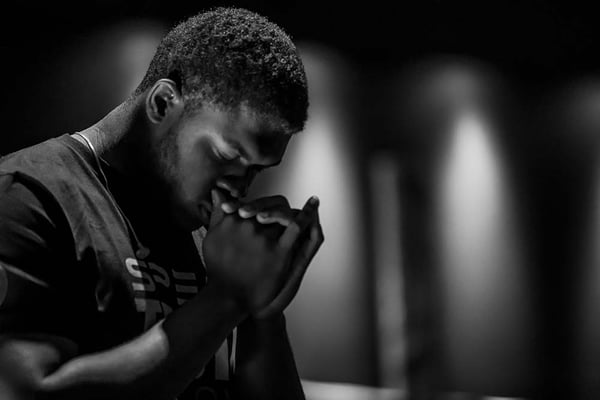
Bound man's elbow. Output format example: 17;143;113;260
0;336;75;400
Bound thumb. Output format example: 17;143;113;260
210;189;226;227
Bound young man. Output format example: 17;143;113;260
0;7;323;400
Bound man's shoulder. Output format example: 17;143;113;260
0;134;112;232
1;134;81;173
0;134;97;194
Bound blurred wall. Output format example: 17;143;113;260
383;59;600;399
0;20;166;154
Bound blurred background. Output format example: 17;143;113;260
3;1;600;399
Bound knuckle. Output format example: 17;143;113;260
278;211;293;221
289;221;301;235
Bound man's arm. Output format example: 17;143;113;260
0;178;245;399
0;281;246;400
232;314;305;400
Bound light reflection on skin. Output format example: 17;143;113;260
165;103;292;231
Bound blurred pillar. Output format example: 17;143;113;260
435;109;534;396
369;153;406;389
389;58;537;399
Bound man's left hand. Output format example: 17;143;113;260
221;195;324;319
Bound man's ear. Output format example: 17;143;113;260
145;79;183;124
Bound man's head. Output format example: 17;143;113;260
135;7;308;133
129;8;308;231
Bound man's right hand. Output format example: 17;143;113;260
202;190;318;315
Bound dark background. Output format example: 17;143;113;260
2;0;600;151
2;0;600;153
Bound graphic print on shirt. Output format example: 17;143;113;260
122;236;236;397
124;251;199;330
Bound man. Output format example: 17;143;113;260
0;7;323;400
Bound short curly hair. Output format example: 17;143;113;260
134;7;308;133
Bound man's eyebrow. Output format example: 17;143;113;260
223;138;283;169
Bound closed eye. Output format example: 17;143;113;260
212;146;240;162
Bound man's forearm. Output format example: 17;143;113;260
232;313;305;400
31;283;246;400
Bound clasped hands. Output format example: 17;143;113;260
202;190;324;319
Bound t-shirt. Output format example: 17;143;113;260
0;134;234;399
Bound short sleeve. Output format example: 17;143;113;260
0;173;72;335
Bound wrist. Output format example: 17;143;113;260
205;275;277;317
201;280;249;320
239;312;287;343
246;311;285;327
163;280;248;340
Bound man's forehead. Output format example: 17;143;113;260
224;105;293;155
236;103;294;135
191;100;296;135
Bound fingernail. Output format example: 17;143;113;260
222;202;236;213
236;206;252;216
256;213;268;222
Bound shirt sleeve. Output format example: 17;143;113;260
0;172;72;336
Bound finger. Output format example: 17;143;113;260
222;200;241;214
278;196;319;251
237;195;290;219
256;208;299;226
238;206;258;219
209;189;227;227
256;219;324;319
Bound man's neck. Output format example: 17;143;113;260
79;95;150;178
